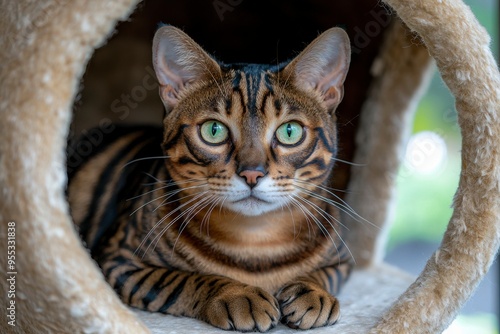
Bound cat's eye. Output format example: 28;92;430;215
275;122;304;146
200;120;229;144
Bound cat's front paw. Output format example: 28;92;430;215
200;284;280;332
276;281;340;330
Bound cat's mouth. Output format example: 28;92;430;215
233;195;270;204
225;194;278;216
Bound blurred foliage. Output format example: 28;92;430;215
386;80;461;250
444;314;499;334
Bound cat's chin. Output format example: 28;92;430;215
225;196;281;216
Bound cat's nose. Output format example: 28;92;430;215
239;168;265;188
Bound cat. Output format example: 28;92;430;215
67;25;352;332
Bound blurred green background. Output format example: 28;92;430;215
385;0;498;333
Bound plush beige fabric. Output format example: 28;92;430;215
0;1;149;333
371;1;500;333
0;0;498;333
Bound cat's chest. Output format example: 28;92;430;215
132;183;336;292
177;222;332;289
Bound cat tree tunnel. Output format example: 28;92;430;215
1;0;499;333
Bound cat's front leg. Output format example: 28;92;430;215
276;262;351;329
102;258;279;332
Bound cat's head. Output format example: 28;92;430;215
153;25;350;216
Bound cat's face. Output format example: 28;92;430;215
153;26;350;216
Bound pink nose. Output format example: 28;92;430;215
239;169;265;188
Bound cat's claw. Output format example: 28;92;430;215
201;284;280;332
276;281;340;330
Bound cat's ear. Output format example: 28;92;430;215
153;25;221;111
284;28;351;112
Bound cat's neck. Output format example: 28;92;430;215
185;198;337;248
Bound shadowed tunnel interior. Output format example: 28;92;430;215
72;0;392;200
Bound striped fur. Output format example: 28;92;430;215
68;26;352;332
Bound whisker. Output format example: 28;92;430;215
140;193;211;258
294;190;349;231
128;179;207;201
171;195;215;253
130;190;182;215
202;61;226;99
129;183;207;216
293;195;331;243
121;155;171;169
292;194;355;264
179;196;211;225
135;191;209;257
140;174;205;186
291;194;333;241
331;157;366;167
294;181;378;230
294;186;356;225
299;186;373;229
154;193;214;252
218;195;228;216
282;59;295;89
141;172;167;185
294;193;355;262
294;178;349;194
287;195;314;240
200;196;224;236
152;186;209;213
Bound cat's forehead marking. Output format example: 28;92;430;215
230;64;278;120
232;69;261;116
245;72;262;116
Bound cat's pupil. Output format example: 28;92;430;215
287;123;292;137
211;122;218;136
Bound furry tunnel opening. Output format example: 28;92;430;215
0;0;499;333
70;3;413;331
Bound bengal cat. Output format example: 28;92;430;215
68;25;352;332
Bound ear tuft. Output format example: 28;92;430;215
153;25;221;111
285;28;351;111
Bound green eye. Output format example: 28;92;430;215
200;120;229;144
276;122;304;145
